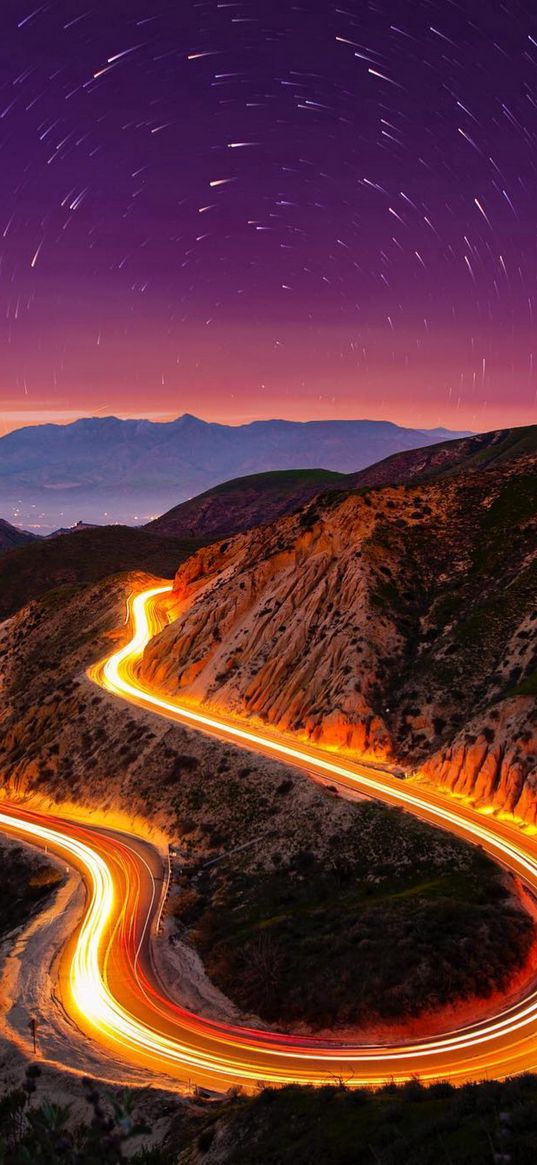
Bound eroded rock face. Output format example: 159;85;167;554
421;700;537;822
142;492;409;762
140;455;537;818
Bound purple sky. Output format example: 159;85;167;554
1;0;537;433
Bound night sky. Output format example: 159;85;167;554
1;0;537;433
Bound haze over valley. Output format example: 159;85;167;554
1;413;471;532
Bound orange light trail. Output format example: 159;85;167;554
1;582;537;1091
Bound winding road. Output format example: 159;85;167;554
2;582;537;1090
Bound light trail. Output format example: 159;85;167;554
2;582;537;1091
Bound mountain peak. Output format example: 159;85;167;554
171;413;209;428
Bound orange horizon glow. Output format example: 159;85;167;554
0;402;534;438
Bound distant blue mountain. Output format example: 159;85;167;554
0;414;471;492
0;414;471;528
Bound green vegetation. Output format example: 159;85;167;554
176;804;533;1030
360;459;536;766
470;473;537;577
4;1072;537;1164
0;1069;168;1164
428;591;463;627
516;671;537;696
370;578;402;612
208;468;344;495
432;525;537;702
479;472;537;531
178;1076;537;1165
405;424;537;484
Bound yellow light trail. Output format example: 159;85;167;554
2;582;537;1091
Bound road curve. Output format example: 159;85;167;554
2;582;537;1090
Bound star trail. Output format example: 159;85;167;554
1;0;537;431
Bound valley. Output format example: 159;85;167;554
0;422;534;1156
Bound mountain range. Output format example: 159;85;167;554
0;414;470;529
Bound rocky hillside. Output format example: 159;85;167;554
140;448;537;821
0;423;535;1032
0;839;62;940
346;422;537;491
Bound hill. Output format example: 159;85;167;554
0;424;533;626
0;518;39;554
174;1077;537;1165
141;443;537;823
149;424;536;542
0;573;531;1036
346;422;537;491
148;468;343;540
46;520;100;538
0;525;198;622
